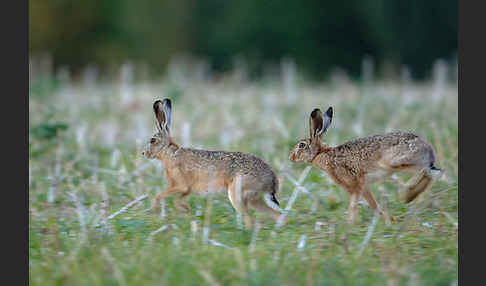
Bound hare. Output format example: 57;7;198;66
142;99;285;229
289;107;442;224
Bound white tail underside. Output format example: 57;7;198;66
263;193;285;213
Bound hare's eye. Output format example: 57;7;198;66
298;142;306;148
150;138;157;144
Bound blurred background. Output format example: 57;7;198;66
29;0;457;81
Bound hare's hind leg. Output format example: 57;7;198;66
248;193;287;226
380;159;436;204
228;180;253;229
400;167;441;203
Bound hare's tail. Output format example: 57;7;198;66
264;193;284;212
270;194;280;206
271;176;280;206
429;163;443;179
263;176;283;212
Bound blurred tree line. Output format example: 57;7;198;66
30;0;457;80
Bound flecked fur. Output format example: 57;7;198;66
143;99;285;228
289;107;441;224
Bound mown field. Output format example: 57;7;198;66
29;62;458;285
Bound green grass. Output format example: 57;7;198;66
29;70;458;285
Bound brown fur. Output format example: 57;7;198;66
289;107;442;224
143;99;285;229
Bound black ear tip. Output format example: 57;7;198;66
326;107;333;117
153;100;163;110
162;98;171;106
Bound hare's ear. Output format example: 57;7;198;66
310;107;333;139
153;100;166;134
162;98;172;132
309;108;324;138
318;107;333;136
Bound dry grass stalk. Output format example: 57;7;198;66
101;247;127;286
106;194;148;220
274;166;312;229
440;211;458;229
357;211;379;257
297;235;307;251
198;268;221;286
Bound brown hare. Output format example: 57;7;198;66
142;99;285;229
289;107;442;224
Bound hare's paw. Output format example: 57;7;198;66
151;199;162;215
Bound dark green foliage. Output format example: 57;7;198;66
30;0;456;79
30;122;68;140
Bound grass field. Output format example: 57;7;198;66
29;62;458;285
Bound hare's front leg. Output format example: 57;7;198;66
174;193;192;213
152;187;187;215
346;192;360;224
361;186;393;225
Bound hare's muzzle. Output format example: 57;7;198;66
289;150;296;162
142;149;151;158
142;143;153;158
